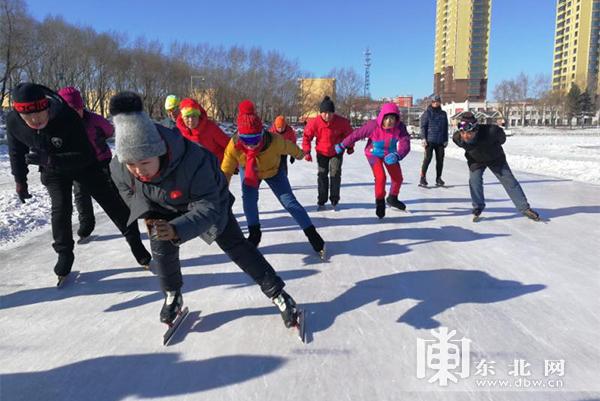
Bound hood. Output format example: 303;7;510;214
376;103;400;128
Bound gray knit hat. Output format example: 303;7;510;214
109;91;166;163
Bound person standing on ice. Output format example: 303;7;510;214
334;103;410;219
108;92;302;328
6;83;150;284
221;100;325;257
302;96;353;210
419;95;449;187
57;86;115;242
452;112;541;221
175;97;230;163
160;95;180;129
268;115;297;176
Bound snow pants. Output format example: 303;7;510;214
150;209;285;298
369;157;403;200
316;153;343;205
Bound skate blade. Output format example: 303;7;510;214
163;306;189;345
472;216;482;222
318;245;327;261
77;235;97;245
56;271;80;288
294;309;306;343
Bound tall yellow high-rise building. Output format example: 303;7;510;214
433;0;492;103
552;0;600;95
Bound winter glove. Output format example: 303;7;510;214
289;157;295;164
145;219;179;242
304;153;312;162
346;147;354;155
24;152;49;166
334;143;345;154
16;182;32;203
384;152;399;165
421;140;428;148
443;141;448;148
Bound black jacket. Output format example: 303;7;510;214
420;106;448;144
452;124;506;171
7;89;95;184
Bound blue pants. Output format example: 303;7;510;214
469;161;530;212
240;166;312;229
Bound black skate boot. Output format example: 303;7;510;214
247;224;262;247
376;198;386;219
76;221;95;243
435;177;445;187
386;195;406;210
160;290;183;325
54;251;75;286
523;208;541;221
303;225;325;258
419;176;428;187
316;202;326;211
272;290;299;328
130;239;151;268
472;208;483;222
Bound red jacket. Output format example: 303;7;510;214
176;109;230;162
302;114;353;157
268;124;296;144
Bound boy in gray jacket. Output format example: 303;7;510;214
109;92;300;328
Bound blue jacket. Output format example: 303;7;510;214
420;106;448;144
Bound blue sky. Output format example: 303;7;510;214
24;0;557;100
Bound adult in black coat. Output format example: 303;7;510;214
419;95;448;186
452;112;540;220
6;83;150;281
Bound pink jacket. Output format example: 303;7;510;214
342;103;410;162
83;110;114;162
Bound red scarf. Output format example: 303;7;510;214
236;138;265;188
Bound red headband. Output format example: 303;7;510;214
13;98;49;114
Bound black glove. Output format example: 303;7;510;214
24;152;49;166
16;182;32;203
289;157;295;164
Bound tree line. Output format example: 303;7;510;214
1;0;364;121
493;72;599;127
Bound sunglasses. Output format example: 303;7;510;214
239;134;263;146
458;121;478;132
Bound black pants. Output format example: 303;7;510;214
40;164;141;255
421;143;445;179
150;210;284;298
73;180;95;233
316;153;343;205
72;162;111;234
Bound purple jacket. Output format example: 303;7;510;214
342;103;410;162
83;110;114;162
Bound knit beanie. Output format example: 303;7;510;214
12;83;49;114
58;86;84;110
237;100;263;134
179;98;202;118
319;96;335;113
109;91;167;163
274;115;286;130
164;94;180;111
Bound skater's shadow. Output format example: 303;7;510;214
1;353;285;401
191;269;545;335
258;225;509;259
0;268;319;312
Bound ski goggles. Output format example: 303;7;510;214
458;120;478;132
239;133;263;146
